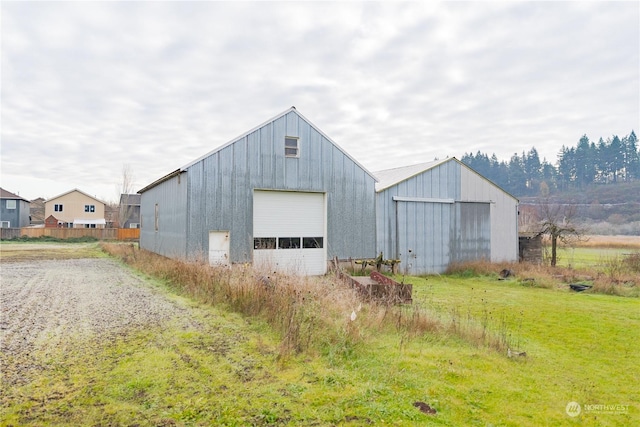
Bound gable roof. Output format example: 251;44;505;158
374;157;518;201
0;187;30;202
46;188;107;205
374;158;450;192
181;107;377;180
140;107;378;194
119;193;141;205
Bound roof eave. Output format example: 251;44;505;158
46;188;108;205
137;169;183;194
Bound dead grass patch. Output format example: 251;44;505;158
101;243;517;356
101;243;367;357
569;235;640;249
446;256;638;297
0;242;103;262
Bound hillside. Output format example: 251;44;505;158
518;181;640;235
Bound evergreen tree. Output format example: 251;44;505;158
596;138;609;183
541;158;557;192
557;146;574;190
574;135;596;188
623;131;639;180
609;135;624;183
460;130;634;196
507;153;527;195
524;147;542;191
488;154;509;189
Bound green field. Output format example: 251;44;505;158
554;246;634;269
2;243;639;426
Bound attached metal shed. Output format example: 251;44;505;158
375;158;519;275
138;107;377;275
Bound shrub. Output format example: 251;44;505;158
623;252;640;273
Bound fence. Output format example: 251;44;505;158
1;227;140;241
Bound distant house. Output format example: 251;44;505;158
104;204;119;228
30;197;46;225
44;189;107;228
375;158;519;274
0;188;31;228
119;194;141;228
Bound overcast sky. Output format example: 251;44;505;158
2;1;638;203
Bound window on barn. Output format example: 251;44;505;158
1;221;10;228
84;205;95;213
6;200;16;209
303;237;323;249
54;204;63;212
285;137;299;158
278;237;301;249
254;237;276;250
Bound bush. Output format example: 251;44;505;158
623;252;640;273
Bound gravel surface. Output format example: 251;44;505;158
1;257;187;385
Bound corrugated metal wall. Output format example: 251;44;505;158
140;173;188;259
376;161;460;274
376;159;516;274
396;200;455;274
460;166;518;262
453;202;491;262
184;110;376;263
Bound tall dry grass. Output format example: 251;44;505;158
101;244;517;357
563;235;640;249
446;256;639;297
101;243;365;357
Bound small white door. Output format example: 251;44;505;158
209;231;230;266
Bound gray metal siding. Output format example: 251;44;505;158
453;202;491;262
396;200;454;275
376;158;516;274
185;110;376;263
376;161;460;273
140;173;187;258
460;166;518;262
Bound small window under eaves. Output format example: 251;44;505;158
285;136;299;158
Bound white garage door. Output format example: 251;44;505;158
253;190;326;275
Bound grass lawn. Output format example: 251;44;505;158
554;246;634;269
404;274;639;426
2;243;639;426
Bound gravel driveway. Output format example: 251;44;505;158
1;251;186;386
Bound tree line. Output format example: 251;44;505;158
460;131;639;196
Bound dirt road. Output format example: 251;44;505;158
1;244;186;386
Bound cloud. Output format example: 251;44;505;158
1;1;638;201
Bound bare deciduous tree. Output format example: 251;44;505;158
536;185;587;266
117;164;135;228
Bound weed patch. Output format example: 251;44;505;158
3;235;99;243
101;243;364;358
